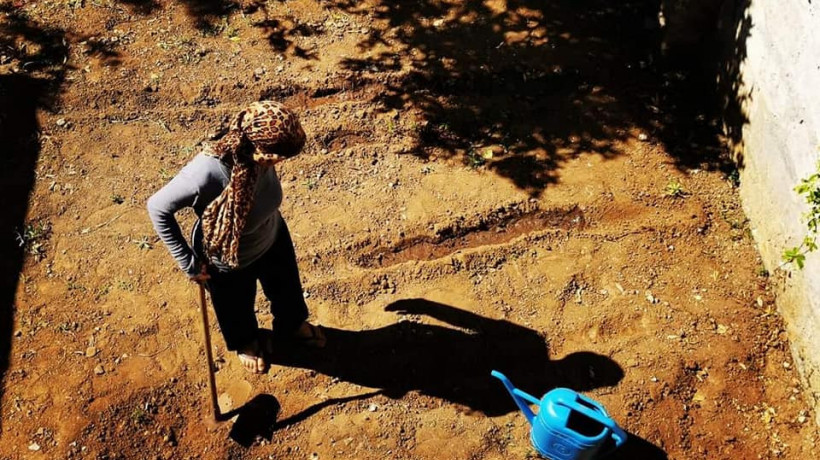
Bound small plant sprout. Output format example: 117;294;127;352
111;193;124;204
727;169;741;187
118;279;135;291
131;407;151;425
159;168;173;181
135;236;153;250
466;149;486;168
67;280;86;292
225;25;240;40
15;221;51;261
664;179;688;198
783;160;820;269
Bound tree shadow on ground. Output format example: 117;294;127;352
648;0;752;177
0;4;69;433
714;0;753;170
115;0;322;58
115;0;240;31
325;0;754;195
267;298;624;417
113;0;162;16
113;0;753;196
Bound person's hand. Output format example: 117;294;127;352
189;263;211;284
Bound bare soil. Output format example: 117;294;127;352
1;0;818;459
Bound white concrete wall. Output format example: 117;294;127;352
728;0;820;421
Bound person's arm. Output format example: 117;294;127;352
147;166;203;278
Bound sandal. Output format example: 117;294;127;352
293;323;327;349
237;338;268;374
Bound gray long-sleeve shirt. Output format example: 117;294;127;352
147;152;283;276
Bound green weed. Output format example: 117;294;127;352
199;19;226;38
117;279;135;291
727;169;740;187
57;321;80;334
664;179;688;198
15;221;51;260
783;160;820;269
134;236;153;250
131;407;151;425
466;149;486;168
67;280;86;292
159;168;173;181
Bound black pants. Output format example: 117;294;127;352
206;219;309;351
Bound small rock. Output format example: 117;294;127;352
85;346;98;357
638;133;648;141
94;365;105;375
29;443;41;451
56;118;67;127
368;404;378;412
14;330;22;337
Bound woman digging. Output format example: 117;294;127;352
148;101;326;374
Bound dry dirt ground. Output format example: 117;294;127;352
1;0;819;459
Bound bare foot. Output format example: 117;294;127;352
237;339;267;374
292;322;327;348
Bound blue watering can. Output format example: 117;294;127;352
491;370;627;460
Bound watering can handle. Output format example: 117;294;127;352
554;396;628;449
491;370;538;424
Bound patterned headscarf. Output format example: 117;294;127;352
201;101;306;269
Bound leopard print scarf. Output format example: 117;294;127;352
201;101;306;269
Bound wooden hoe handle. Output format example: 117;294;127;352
198;282;221;422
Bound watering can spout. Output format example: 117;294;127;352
491;370;539;424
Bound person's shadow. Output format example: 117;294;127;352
266;298;624;417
